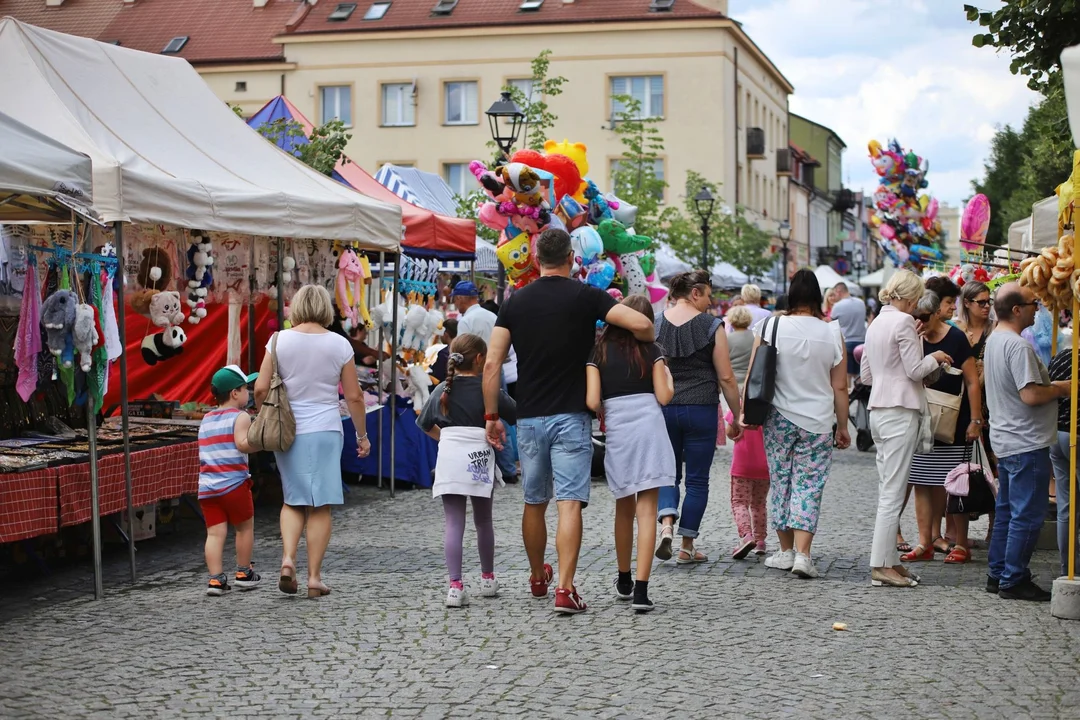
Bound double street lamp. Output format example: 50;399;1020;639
693;186;715;271
778;220;792;293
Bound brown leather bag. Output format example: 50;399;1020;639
248;332;296;453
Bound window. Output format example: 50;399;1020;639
363;2;391;20
162;36;188;54
444;163;470;196
382;83;415;126
320;85;352;126
610;76;664;120
610;159;664;201
506;78;534;124
329;3;357;21
234;81;247;92
520;0;544;10
444;81;478;125
431;0;458;14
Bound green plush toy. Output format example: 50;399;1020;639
597;219;651;255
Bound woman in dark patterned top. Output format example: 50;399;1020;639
1048;346;1076;577
654;270;743;565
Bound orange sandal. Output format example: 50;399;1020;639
900;544;934;562
944;545;970;564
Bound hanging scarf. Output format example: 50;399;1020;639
101;265;122;361
84;270;108;414
15;261;41;401
57;268;75;406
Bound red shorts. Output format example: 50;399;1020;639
199;480;254;528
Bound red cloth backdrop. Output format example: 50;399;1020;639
105;296;274;409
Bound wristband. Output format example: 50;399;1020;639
356;433;368;442
484;413;500;422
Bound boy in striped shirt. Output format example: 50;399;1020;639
199;365;260;596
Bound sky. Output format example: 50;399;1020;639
727;0;1040;208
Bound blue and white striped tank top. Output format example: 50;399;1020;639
198;408;248;499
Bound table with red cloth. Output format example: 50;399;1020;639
0;440;199;543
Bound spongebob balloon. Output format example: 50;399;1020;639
496;233;539;288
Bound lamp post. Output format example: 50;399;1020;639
484;92;525;305
778;220;791;293
693;187;715;271
853;244;866;284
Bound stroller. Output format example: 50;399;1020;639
850;380;874;452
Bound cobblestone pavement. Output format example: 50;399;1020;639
3;445;1080;719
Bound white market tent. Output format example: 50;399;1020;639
814;264;862;296
654;243;692;280
859;266;893;289
711;261;776;293
0;18;402;246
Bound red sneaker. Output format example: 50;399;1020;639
530;563;554;598
554;587;587;614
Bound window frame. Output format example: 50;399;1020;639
607;73;666;123
442;79;480;127
318;83;354;128
379;81;416;127
608;156;667;204
442;161;473;197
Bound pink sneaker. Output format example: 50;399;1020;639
732;536;755;560
554;587;587;614
754;541;767;556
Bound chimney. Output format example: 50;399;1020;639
284;0;313;32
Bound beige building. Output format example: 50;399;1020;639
11;0;793;241
938;201;962;265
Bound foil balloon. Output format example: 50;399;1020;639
586;259;615;291
620;253;647;297
960;194;991;251
496;233;538;286
570;226;603;269
608;195;639;227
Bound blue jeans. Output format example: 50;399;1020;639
496;421;518;478
988;448;1051;589
657;404;718;539
518;412;592;507
1049;431;1077;577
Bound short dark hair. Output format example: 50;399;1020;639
536;229;572;268
669;269;712;300
211;384;233;405
774;294;789;312
443;318;458;339
925;276;960;301
994;287;1025;317
787;269;823;318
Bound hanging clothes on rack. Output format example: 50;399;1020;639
86;269;108;413
14;259;41;402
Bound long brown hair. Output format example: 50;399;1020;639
593;294;655;379
441;333;486;416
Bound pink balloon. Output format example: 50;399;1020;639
961;194;991;251
478;202;509;231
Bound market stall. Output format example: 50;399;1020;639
0;19;402;598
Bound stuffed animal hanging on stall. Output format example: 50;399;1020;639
141;325;186;366
335;246;365;332
72;303;100;372
40;289;77;370
184;230;213;325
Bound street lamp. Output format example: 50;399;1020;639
778;220;792;293
694;187;715;271
853;245;866;283
485;91;525;160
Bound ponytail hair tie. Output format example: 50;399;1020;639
449;352;465;364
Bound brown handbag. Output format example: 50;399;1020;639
925;384;963;444
247;332;296;453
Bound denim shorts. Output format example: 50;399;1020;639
517;412;592;507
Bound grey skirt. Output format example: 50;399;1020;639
602;393;676;499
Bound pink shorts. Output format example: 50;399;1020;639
725;411;769;480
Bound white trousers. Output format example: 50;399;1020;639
869;407;921;568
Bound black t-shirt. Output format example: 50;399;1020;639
588;341;664;400
924;325;973;446
416;376;516;431
1049;349;1072;432
496;276;618;418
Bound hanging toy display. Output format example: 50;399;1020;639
40;289;77;370
131;246;173;317
184;229;214;325
72;303;100;372
335;246;365;332
141;325;187;366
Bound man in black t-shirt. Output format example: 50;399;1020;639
1048;347;1076;577
483;228;653;614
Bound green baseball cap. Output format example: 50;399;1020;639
211;365;258;394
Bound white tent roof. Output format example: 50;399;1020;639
710;261;776;292
0;19;401;248
859;266;893;288
814;264;861;296
654;243;692;280
1031;196;1058;251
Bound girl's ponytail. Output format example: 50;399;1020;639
439;333;487;417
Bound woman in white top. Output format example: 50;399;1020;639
745;270;849;579
254;284;371;598
860;270;951;588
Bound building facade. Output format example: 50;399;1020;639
789;113;854;266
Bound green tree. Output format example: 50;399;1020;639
255;118;352;177
965;1;1080;92
455;189;500;244
609;94;667;240
971;125;1025;246
502;49;568;152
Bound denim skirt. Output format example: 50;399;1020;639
275;431;344;507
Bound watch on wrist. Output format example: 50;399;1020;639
484;413;500;422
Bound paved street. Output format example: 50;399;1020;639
3;444;1080;719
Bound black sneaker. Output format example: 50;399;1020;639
999;580;1051;602
631;597;655;613
206;576;231;596
614;576;634;600
234;566;262;591
986;576;999;594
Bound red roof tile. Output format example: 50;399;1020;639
0;0;302;64
288;0;725;36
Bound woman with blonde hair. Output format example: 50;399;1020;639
860;270;952;588
254;284;371;598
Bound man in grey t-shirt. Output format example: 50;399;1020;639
829;283;866;383
984;282;1070;601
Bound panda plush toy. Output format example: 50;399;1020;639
141;325;186;366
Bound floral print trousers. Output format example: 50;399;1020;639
763;410;833;534
730;476;768;542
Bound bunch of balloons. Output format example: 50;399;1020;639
867;138;944;267
471;139;668;306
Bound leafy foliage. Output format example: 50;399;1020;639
609;94;667;240
502;50;568;152
255;118;352;177
965;1;1080;92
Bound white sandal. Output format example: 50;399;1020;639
655;525;674;560
676;545;708;564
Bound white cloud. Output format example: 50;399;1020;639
729;0;1040;205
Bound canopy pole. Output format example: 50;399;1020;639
1069;295;1078;580
81;219;102;599
376;252;385;490
247;239;256;375
389;255;400;499
275;237;285;333
114;222;136;583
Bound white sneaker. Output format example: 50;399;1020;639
480;575;499;598
764;549;795;570
446;585;469;607
791;553;819;579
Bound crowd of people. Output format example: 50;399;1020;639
193;228;1077;612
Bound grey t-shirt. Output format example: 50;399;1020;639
727;329;754;393
830;297;866;343
985;330;1056;457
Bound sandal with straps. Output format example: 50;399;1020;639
944;545;970;564
900;544;934;563
676;545;708;565
655;525;674;561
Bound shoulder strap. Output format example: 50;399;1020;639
763;316;779;345
270;332;280;376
